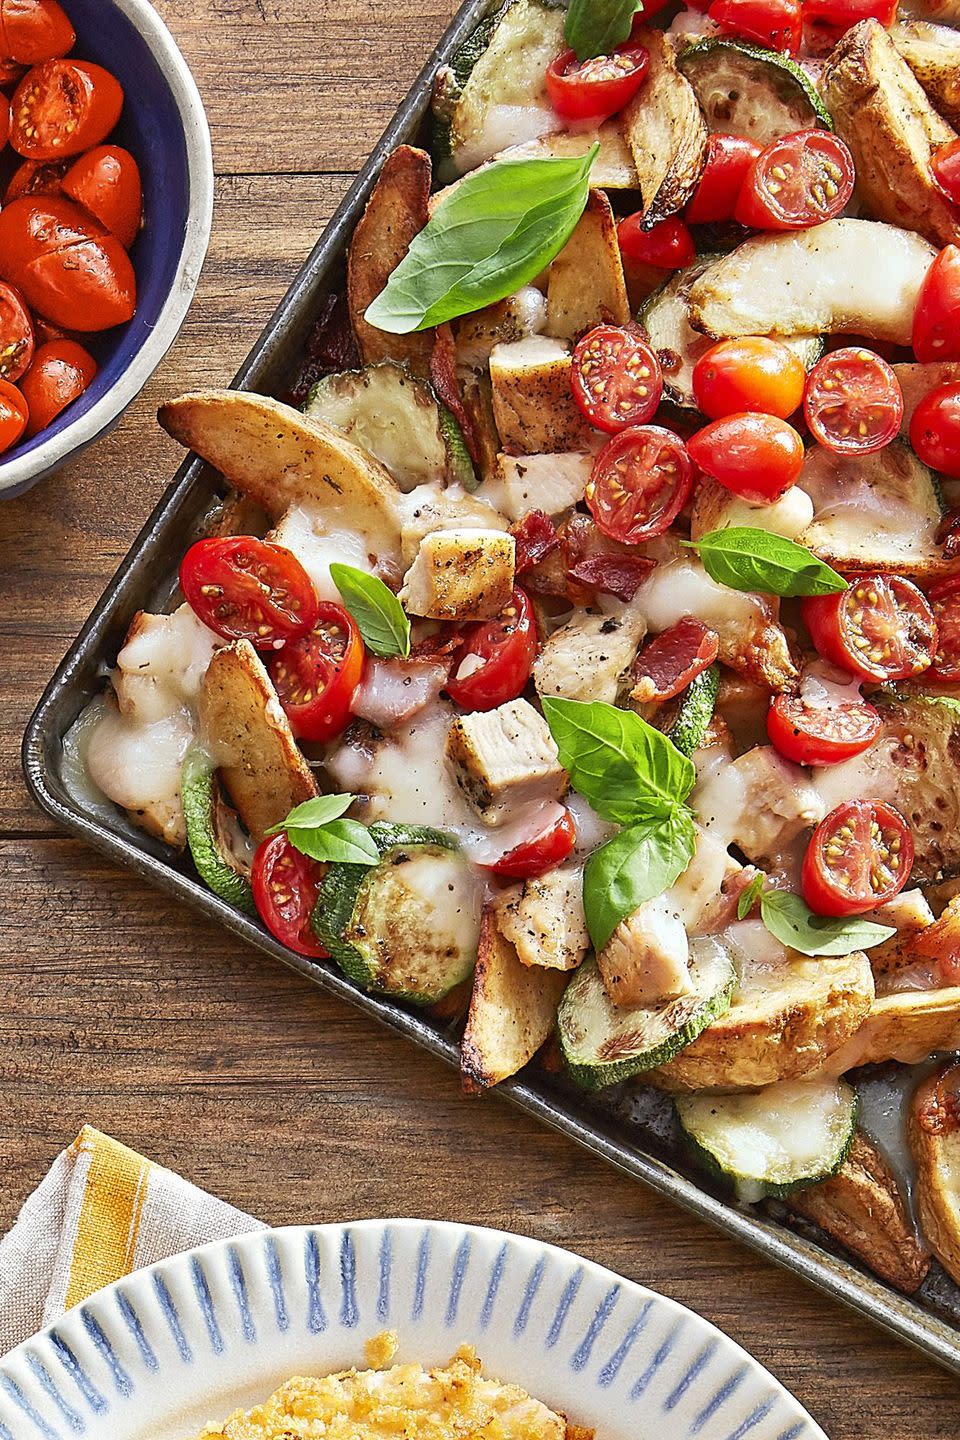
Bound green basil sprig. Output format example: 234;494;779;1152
365;148;597;335
684;527;847;598
267;794;380;866
565;0;643;59
585;809;696;951
738;881;895;955
330;562;410;658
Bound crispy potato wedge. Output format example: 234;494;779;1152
910;1061;960;1286
822;20;960;249
892;21;960;131
621;29;708;227
650;949;875;1091
545;190;630;342
894;361;960;434
821;986;960;1072
489;336;596;454
461;910;568;1092
346;144;434;376
199;640;317;844
158;390;404;566
790;1131;931;1293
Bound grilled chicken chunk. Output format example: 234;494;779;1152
400;528;516;620
695;745;826;869
534;603;647;704
494;865;590;971
597;894;693;1008
489;335;596;454
445;698;567;826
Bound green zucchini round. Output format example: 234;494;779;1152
181;746;256;916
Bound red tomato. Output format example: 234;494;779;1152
631;616;719;702
913;245;960;363
0;57;23;84
267;601;364;743
0;0;73;63
930;137;960;206
910;382;960;477
802;574;937;682
0;375;28;452
692;336;805;419
18;337;95;436
687;412;804;502
586;424;694;543
545;43;649;123
4;156;64;200
179;536;320;651
511;509;559;573
445;587;538;711
571;324;663;433
735;130;854;230
0;196;136;331
489;809;577;878
804;347;903;454
251;832;328;959
766;689;881;765
62;145;143;249
802;799;914;916
927;575;960;684
708;0;802;51
0;280;33;382
10;59;123;160
685;133;761;225
803;0;897;47
617;212;696;270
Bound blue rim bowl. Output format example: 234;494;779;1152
0;0;214;500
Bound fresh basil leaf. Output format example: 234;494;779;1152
583;807;697;951
287;818;380;866
266;793;354;835
737;872;765;921
759;890;895;956
685;528;847;598
330;562;410;658
543;696;695;825
365;149;597;334
565;0;643;59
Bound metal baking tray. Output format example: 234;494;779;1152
21;0;960;1376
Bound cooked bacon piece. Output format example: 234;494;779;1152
431;321;482;465
289;291;359;405
511;510;559;574
630;616;719;704
562;512;657;601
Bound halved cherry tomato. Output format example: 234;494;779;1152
10;59;123;160
927;574;960;684
692;337;805;420
489;809;577;878
0;196;136;331
687;411;804;502
910;382;960;477
913;245;960;363
267;601;364;743
802;574;937;682
802;0;897;49
63;145;142;249
571;325;663;433
18;336;95;436
802;799;914;916
930;137;960;206
0;94;9;146
445;587;538;711
685;133;761;225
0;281;33;382
0;58;24;85
708;0;802;52
617;212;696;270
545;43;649;123
767;689;881;765
0;0;74;64
804;346;903;454
631;616;719;703
179;536;320;650
0;376;28;453
735;130;855;230
586;424;694;543
251;832;328;959
4;155;64;200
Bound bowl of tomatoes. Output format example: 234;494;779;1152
0;0;214;498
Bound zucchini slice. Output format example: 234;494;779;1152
313;822;481;1003
676;1076;858;1203
666;663;720;758
678;38;832;145
181;746;256;916
558;938;736;1089
304;362;475;491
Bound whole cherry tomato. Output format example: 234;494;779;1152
63;145;142;249
0;280;33;382
932;138;960;207
0;196;136;330
489;809;577;878
685;133;761;225
766;689;881;765
10;59;123;160
802;573;937;682
0;0;74;64
910;382;960;477
913;245;960;363
687;412;804;502
927;575;960;685
708;0;802;52
179;536;320;650
18;337;96;436
251;832;328;959
802;799;913;916
735;130;855;229
267;601;364;743
0;376;28;453
571;325;663;433
804;347;903;455
617;212;696;270
803;0;897;47
692;336;806;419
545;42;649;123
445;587;538;711
586;424;694;542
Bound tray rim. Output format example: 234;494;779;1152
20;0;960;1383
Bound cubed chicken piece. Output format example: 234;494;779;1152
534;604;647;704
865;888;937;982
493;865;590;971
597;894;692;1007
399;528;516;621
445;699;567;826
489;335;596;455
694;744;826;869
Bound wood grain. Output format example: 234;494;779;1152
0;2;956;1433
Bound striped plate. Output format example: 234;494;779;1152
0;1221;826;1439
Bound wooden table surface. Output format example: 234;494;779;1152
0;3;956;1433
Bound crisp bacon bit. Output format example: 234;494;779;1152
917;1067;960;1136
511;510;559;574
561;512;657;601
431;323;482;466
937;507;960;560
289;292;360;405
631;616;720;703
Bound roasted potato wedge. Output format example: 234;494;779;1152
910;1061;960;1286
493;119;641;188
821;986;960;1072
545;189;631;341
892;20;960;131
621;28;708;227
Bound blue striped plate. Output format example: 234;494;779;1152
0;1221;826;1439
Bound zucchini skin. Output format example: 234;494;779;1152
667;664;720;759
677;37;834;136
181;747;256;916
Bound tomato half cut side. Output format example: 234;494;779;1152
734;130;855;230
804;347;903;455
802;799;914;916
251;832;328;959
489;809;577;879
11;59;123;160
928;575;960;684
0;281;33;382
267;600;364;742
586;424;693;544
0;0;75;64
767;690;881;765
909;382;960;478
802;574;937;682
0;376;28;453
685;133;761;225
571;325;663;433
179;536;320;650
445;586;538;711
545;43;649;123
686;411;804;502
63;145;143;249
692;336;805;420
4;156;64;200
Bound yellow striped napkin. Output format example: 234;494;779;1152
0;1127;262;1354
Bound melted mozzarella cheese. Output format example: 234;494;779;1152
270;506;375;601
114;604;218;723
393;849;485;957
86;702;194;844
636;554;767;635
351;657;449;729
713;485;815;540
